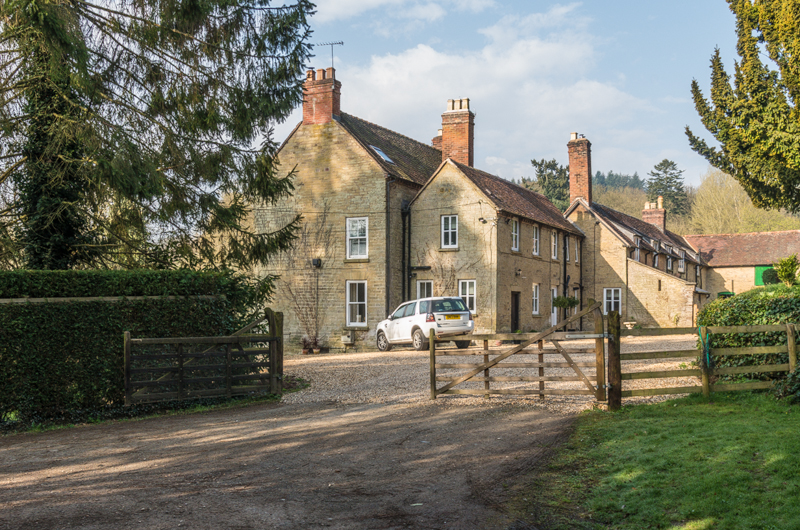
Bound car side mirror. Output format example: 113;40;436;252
387;315;393;320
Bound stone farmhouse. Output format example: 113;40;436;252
563;136;708;328
683;231;800;300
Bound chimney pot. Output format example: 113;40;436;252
306;69;316;81
570;132;579;141
325;67;335;80
644;202;650;210
657;196;664;209
317;68;326;80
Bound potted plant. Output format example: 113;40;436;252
301;336;318;355
553;296;580;329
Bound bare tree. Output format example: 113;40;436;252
276;202;337;346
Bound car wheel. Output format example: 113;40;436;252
377;332;392;352
412;328;428;351
455;340;471;349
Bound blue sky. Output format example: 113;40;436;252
274;1;739;186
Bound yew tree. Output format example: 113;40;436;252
687;0;800;213
0;0;313;269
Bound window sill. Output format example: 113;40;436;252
344;258;370;263
439;247;459;252
344;325;368;330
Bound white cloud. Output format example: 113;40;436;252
313;0;494;24
274;4;663;182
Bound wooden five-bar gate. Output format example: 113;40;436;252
124;309;283;405
431;305;798;411
430;302;607;400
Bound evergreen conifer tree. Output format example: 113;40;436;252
687;0;800;213
0;0;313;270
527;158;570;212
647;159;689;215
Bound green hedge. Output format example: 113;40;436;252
0;269;251;298
0;270;265;424
697;284;800;377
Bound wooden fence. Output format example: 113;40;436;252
124;310;283;405
429;302;607;400
606;312;798;411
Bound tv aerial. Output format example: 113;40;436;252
315;41;344;69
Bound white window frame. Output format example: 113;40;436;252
551;230;558;259
346;217;368;259
346;280;368;327
510;219;520;251
575;239;579;263
654;254;660;268
573;288;581;315
532;224;540;255
565;235;570;261
696;265;702;288
417;280;433;299
459;280;476;312
441;215;458;249
551;287;558;326
634;238;641;262
603;288;621;315
678;250;686;273
532;283;540;315
667;255;673;271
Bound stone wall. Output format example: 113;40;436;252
626;259;697;327
255;120;391;352
705;266;756;301
410;163;497;333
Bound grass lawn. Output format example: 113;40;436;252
511;392;800;530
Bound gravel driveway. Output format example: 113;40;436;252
0;336;697;530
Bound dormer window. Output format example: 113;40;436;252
634;237;641;262
678;250;686;273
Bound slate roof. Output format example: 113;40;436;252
337;113;442;186
575;201;701;263
451;160;583;236
683;230;800;267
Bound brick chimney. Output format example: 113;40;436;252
642;196;666;233
441;99;474;166
568;132;592;206
303;68;341;125
431;129;443;151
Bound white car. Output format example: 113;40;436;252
376;297;474;351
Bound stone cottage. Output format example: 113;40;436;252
563;134;708;328
683;230;800;300
409;158;583;334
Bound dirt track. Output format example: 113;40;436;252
0;390;572;529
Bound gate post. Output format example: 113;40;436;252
124;331;132;406
429;329;437;399
593;308;606;402
607;311;622;411
788;324;797;374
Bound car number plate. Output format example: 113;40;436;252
445;315;460;320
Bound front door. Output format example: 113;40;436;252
511;292;520;332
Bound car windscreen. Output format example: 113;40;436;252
432;298;468;312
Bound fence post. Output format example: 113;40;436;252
124;331;132;406
700;326;711;399
483;339;490;398
225;343;232;399
593;308;606;402
429;329;437;399
538;340;545;400
177;343;185;400
275;311;284;393
266;308;278;395
787;323;797;374
607;311;622;411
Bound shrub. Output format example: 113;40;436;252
774;367;800;404
697;284;800;378
775;254;799;287
0;270;265;424
762;268;780;285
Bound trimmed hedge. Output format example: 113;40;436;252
697;284;800;377
0;270;264;424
